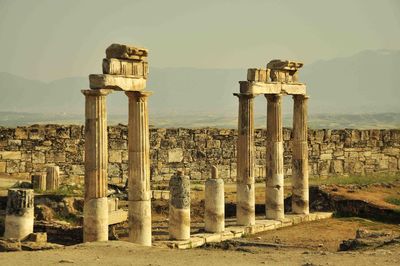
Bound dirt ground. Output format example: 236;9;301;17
0;217;399;266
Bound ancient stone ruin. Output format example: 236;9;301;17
235;60;309;224
4;43;397;256
83;43;152;245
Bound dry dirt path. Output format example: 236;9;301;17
1;218;400;266
0;240;399;266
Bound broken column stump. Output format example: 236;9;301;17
169;170;190;240
31;174;46;191
205;166;225;233
4;188;34;240
46;166;60;191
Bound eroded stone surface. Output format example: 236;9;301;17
106;43;148;60
89;74;146;91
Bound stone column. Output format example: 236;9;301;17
265;94;284;220
205;165;225;233
4;188;34;239
46;166;60;191
82;89;111;242
292;95;310;214
169;170;190;240
126;91;152;246
234;93;255;226
31;174;46;191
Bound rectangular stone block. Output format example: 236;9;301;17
247;68;268;82
106;43;148;60
221;231;234;241
0;161;5;172
0;151;21;160
190;237;206;248
89;74;146;91
103;58;148;77
168;148;183;163
239;81;306;95
108;209;128;225
25;232;47;243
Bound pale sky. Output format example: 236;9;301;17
0;0;399;81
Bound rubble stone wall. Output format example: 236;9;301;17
0;125;399;185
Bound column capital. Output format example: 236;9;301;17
125;90;153;100
233;93;255;99
81;89;112;96
292;94;310;100
264;93;282;102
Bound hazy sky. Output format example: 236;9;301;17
0;0;399;81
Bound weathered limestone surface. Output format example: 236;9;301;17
234;93;255;226
292;95;310;214
106;43;148;60
126;91;152;246
0;126;399;184
267;60;303;83
31;174;46;191
169;171;190;240
46;165;59;191
205;166;225;233
89;74;146;91
83;197;108;242
4;188;34;240
102;58;148;78
265;94;284;220
247;68;269;82
82;89;110;242
239;81;306;95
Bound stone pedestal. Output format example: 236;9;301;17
234;93;255;226
31;174;46;191
169;171;190;240
265;94;284;220
46;166;60;191
205;166;225;233
4;189;34;240
126;91;152;246
292;95;310;214
82;89;111;242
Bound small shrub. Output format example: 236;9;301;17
385;196;400;206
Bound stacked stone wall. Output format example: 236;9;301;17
0;125;399;185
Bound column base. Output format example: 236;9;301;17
83;197;109;242
4;209;34;240
236;183;255;226
128;200;152;246
169;205;190;240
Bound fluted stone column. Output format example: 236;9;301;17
126;91;152;246
46;166;60;191
265;94;284;220
205;165;225;233
292;95;309;214
82;89;111;242
4;188;34;239
234;93;255;226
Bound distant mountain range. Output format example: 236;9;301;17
0;49;399;128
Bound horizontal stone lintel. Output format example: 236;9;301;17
239;81;306;95
89;74;147;91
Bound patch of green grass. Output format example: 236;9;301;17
337;217;379;227
192;185;204;191
385;196;400;206
54;213;80;225
309;173;400;186
46;184;83;197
